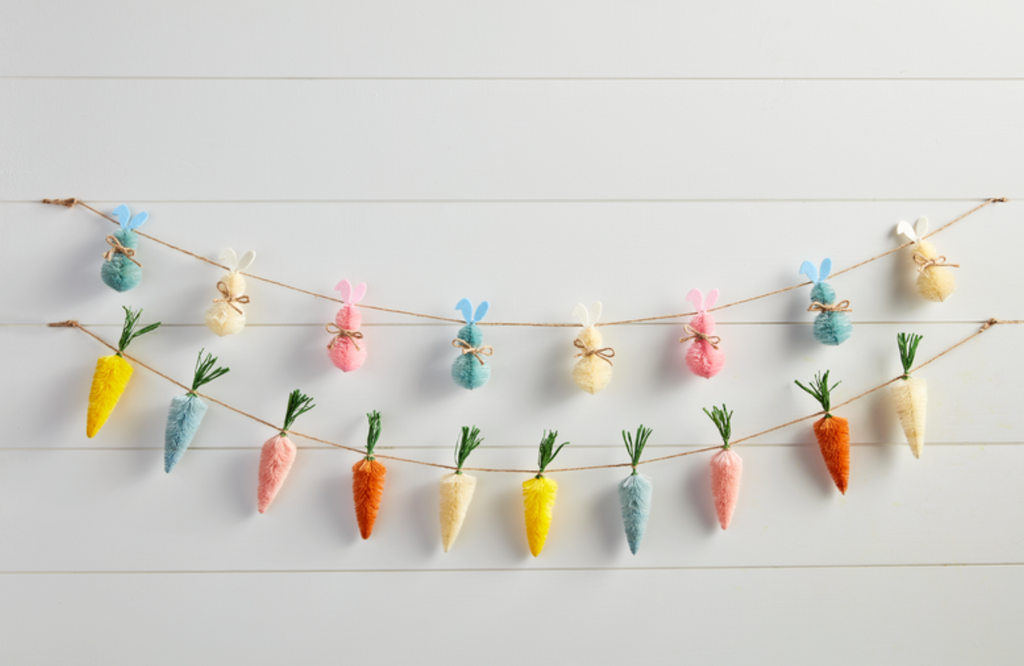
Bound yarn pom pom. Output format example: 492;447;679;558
100;229;142;292
522;476;558;557
205;302;245;337
710;448;743;529
328;305;367;372
810;282;853;346
163;394;208;473
618;473;652;554
352;458;387;539
913;241;957;302
86;355;133;438
439;472;477;552
683;289;724;378
572;326;613;394
451;323;491;390
257;435;297;513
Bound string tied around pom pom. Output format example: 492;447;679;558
573;338;615;365
913;252;960;273
103;235;142;267
679;324;722;349
808;300;853;313
213;281;251;314
452;338;494;365
326;323;364;351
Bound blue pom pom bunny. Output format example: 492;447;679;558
451;298;492;390
800;258;852;346
101;205;149;292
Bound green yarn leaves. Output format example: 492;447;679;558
117;305;160;354
364;410;383;458
453;425;484;472
190;348;230;392
703;404;734;448
536;430;569;476
622;425;653;472
897;332;924;378
795;370;841;414
281;389;316;434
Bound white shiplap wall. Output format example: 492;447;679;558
2;2;1023;664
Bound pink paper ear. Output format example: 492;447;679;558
704;289;719;310
336;279;352;302
686;288;704;311
351;282;367;304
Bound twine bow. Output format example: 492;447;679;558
808;300;853;313
103;235;142;267
913;252;959;273
452;338;494;365
213;280;251;315
679;324;722;349
326;323;364;351
573;338;615;365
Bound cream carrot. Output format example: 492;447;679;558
795;370;850;494
704;404;742;530
352;410;387;539
439;425;484;552
891;332;927;458
86;306;160;438
618;425;653;554
256;389;315;513
522;430;570;557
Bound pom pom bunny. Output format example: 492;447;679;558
897;217;958;302
571;302;614;394
327;280;368;372
800;258;852;346
681;288;724;379
451;299;492;390
100;205;148;292
205;248;255;337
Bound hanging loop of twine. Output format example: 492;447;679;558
452;338;494;365
808;300;853;313
325;323;364;351
103;235;142;267
213;281;251;315
573;338;615;365
913;252;960;273
679;324;722;349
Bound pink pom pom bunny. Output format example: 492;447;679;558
682;288;724;379
327;280;368;372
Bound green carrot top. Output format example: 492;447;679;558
364;410;382;459
190;349;229;393
795;370;841;414
536;430;569;477
453;425;483;473
703;404;734;448
117;306;160;354
280;389;315;435
622;425;653;473
897;332;924;379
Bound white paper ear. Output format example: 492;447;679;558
219;248;239;270
590;301;603;325
896;221;919;243
915;216;929;237
237;250;256;271
572;303;590;327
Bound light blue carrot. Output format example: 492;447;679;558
619;425;654;554
164;350;229;473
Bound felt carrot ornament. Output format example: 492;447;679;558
522;431;570;557
256;389;315;513
681;288;724;379
891;332;927;458
163;349;229;473
704;404;742;530
352;410;387;539
205;248;255;337
327;280;367;372
897;217;958;302
800;258;852;346
86;306;161;438
618;425;653;555
100;205;148;292
795;370;850;494
451;298;492;390
571;302;614;394
439;425;484;552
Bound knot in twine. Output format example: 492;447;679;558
808;300;853;313
679;324;722;349
913;252;960;273
452;338;493;365
326;323;364;351
103;235;142;267
573;338;615;365
213;281;251;315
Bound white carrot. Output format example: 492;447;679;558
439;426;483;552
891;332;928;458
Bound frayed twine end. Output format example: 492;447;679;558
48;320;80;328
42;198;80;208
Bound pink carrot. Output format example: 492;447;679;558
256;390;316;513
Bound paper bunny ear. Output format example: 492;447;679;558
686;288;704;311
896;220;920;243
336;279;352;302
799;261;819;284
572;303;589;327
112;205;131;229
350;282;367;304
590;301;602;324
220;248;239;270
237;250;256;271
915;216;929;236
474;301;489;323
819;258;833;281
126;211;148;230
456;298;474;324
704;289;719;309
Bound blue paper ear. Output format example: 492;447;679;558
456;298;474;324
126;211;149;230
474;301;489;323
112;205;131;229
799;260;819;284
819;258;832;281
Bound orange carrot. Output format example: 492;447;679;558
796;370;851;494
352;410;387;539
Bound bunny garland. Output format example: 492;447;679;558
897;217;958;302
800;258;852;346
571;302;614;394
681;288;724;379
100;205;148;292
451;299;492;390
205;248;256;337
327;280;368;372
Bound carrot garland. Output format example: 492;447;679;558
439;425;483;552
795;370;850;494
619;425;653;554
352;410;387;539
256;389;315;513
891;332;928;458
86;306;161;438
704;404;743;530
163;349;229;473
522;430;569;557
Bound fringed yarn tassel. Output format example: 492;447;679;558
683;289;724;379
571;303;613;394
163;394;208;472
256;390;315;513
710;448;742;529
439;473;477;552
353;458;386;539
205;249;255;337
813;416;850;493
523;476;558;557
100;205;148;293
451;299;492;390
618;473;652;554
328;280;368;371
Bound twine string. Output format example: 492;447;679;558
808;300;853;313
325;323;364;351
452;338;494;365
103;235;142;267
913;252;960;273
213;281;251;315
573;338;616;365
679;324;721;349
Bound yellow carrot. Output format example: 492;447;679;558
891;333;928;458
522;431;569;557
86;306;160;438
